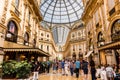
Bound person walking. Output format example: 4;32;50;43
64;60;69;76
100;65;107;80
61;60;65;75
46;60;50;73
75;59;80;78
52;60;57;74
82;59;89;80
33;61;40;80
70;60;74;76
90;59;96;80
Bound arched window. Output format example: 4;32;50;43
6;20;18;42
72;52;76;59
24;32;29;45
41;33;43;36
72;34;75;38
79;52;83;57
47;34;49;37
97;32;105;47
111;19;120;41
41;45;43;50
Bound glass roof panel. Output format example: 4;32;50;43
40;0;83;24
40;0;84;46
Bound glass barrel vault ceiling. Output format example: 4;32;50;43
52;26;70;46
40;0;84;25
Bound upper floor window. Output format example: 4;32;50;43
6;20;18;43
97;32;105;46
41;33;43;36
47;34;49;38
72;34;75;38
73;45;75;51
47;46;49;51
15;0;19;8
108;0;115;11
41;45;43;49
24;32;29;45
78;32;81;36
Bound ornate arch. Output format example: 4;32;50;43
111;19;120;41
5;20;18;42
6;18;21;35
108;15;120;41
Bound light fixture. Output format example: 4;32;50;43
6;33;12;38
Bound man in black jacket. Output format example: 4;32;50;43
90;59;96;80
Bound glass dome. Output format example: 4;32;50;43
40;0;84;24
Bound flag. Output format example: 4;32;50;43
9;22;15;33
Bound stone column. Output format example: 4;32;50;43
100;50;107;65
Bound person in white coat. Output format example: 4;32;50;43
100;66;108;80
64;60;69;76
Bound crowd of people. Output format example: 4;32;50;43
30;58;120;80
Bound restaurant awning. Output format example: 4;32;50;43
3;48;50;57
98;41;120;50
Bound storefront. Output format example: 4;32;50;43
3;48;50;61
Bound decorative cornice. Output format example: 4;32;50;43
10;10;21;23
28;0;43;21
82;0;101;22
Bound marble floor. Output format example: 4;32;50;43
38;72;99;80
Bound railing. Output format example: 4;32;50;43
70;37;86;42
6;33;36;48
5;32;18;43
